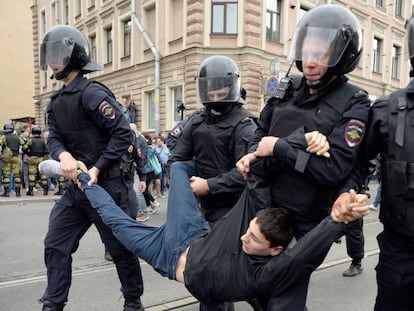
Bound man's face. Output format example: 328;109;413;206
301;36;330;83
240;217;274;256
50;65;65;76
207;87;230;102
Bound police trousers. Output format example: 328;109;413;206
374;229;414;311
41;176;143;304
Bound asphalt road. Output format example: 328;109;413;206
0;183;382;310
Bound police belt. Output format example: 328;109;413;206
100;166;122;180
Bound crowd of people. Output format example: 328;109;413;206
0;123;64;197
6;3;412;311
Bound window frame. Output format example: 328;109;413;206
211;0;238;34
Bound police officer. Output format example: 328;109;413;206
169;55;257;224
38;25;144;311
22;126;49;196
168;55;256;311
0;123;24;197
237;4;371;310
354;13;414;311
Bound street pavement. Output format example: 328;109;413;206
0;182;382;310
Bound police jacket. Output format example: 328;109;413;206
169;104;257;222
364;79;414;238
46;74;132;172
249;75;370;235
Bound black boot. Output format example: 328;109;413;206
43;186;48;196
26;186;34;196
41;300;65;311
15;187;21;197
55;186;64;195
1;187;9;197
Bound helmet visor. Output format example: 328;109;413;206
40;39;74;71
197;75;241;104
288;26;351;68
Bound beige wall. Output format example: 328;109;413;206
0;0;35;128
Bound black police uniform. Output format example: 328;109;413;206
250;75;371;237
169;104;257;224
42;74;143;306
362;79;414;310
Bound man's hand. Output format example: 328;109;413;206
86;166;100;186
59;151;83;183
331;189;370;223
236;153;256;180
138;180;146;193
254;136;279;157
189;176;209;197
305;131;330;158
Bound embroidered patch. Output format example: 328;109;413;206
344;119;365;147
128;145;134;153
99;101;116;120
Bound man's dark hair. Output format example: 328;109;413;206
255;208;295;248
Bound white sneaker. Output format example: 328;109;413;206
150;202;161;214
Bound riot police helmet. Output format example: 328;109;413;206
31;126;42;136
3;123;14;134
40;25;102;80
195;55;241;105
288;4;362;89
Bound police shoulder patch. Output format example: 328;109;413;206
99;101;116;120
344;119;365;147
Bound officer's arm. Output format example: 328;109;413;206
47;104;69;161
270;95;371;185
82;84;132;171
248;99;274;153
168;122;195;163
208;118;257;194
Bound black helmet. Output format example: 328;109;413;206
3;123;14;134
288;4;362;89
195;55;241;105
40;25;102;80
406;13;414;74
31;126;42;136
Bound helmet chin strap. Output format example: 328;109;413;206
50;64;74;81
306;69;335;90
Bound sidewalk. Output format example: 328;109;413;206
0;187;60;205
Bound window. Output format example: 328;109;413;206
375;0;384;7
89;0;96;8
391;45;401;79
172;86;183;123
395;0;402;17
62;0;69;24
211;0;238;34
89;34;97;62
40;11;46;35
51;2;57;25
146;91;156;130
106;27;113;63
266;0;281;42
123;20;131;57
170;0;183;41
75;0;81;17
373;37;382;73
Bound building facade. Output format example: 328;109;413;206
32;0;413;134
0;0;35;127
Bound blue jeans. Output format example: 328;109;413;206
374;182;382;207
134;174;148;213
79;160;210;280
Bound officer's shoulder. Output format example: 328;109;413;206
372;95;389;108
82;80;112;108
